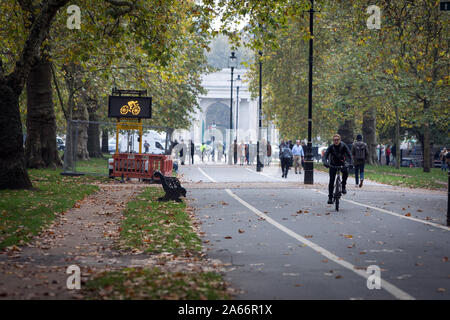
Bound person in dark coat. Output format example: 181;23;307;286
351;134;369;188
190;140;195;164
323;134;352;204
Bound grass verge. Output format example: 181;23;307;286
84;186;230;300
0;168;105;250
117;187;202;255
83;267;229;300
315;163;447;190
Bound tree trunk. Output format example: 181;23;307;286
87;104;102;158
423;100;430;173
0;0;70;189
362;107;378;165
25;58;62;168
0;83;32;189
63;63;89;170
337;118;354;146
101;129;109;153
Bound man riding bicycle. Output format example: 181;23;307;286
322;134;352;204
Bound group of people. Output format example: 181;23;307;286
172;139;195;165
171;139;274;166
232;139;272;166
279;140;305;178
279;134;370;204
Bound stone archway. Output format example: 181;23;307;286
205;101;230;143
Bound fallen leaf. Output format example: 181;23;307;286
344;235;353;239
238;229;245;234
437;288;446;293
405;213;411;217
224;236;232;239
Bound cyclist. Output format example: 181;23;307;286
322;134;352;204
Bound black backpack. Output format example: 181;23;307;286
354;142;366;161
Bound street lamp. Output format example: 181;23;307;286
228;51;237;165
256;51;263;172
235;74;241;142
304;0;315;184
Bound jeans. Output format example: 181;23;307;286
354;163;365;185
281;158;291;177
328;166;348;197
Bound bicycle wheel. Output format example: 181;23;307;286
334;176;341;211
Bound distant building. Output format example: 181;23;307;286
174;69;278;148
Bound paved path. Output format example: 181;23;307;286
180;164;449;300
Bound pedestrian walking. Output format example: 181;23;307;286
144;140;150;153
233;139;238;165
200;143;206;163
239;141;246;165
190;140;195;164
217;142;223;162
439;147;448;171
351;134;369;187
179;139;187;165
279;141;293;178
245;143;249;165
267;141;272;166
386;145;391;166
292;140;304;174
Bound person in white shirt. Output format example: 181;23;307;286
292;140;305;174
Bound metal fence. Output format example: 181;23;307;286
62;119;170;176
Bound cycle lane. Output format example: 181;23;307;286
224;187;449;300
189;187;394;299
182;165;449;299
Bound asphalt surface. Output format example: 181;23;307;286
179;163;449;300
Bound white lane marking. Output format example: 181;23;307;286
224;188;415;300
245;168;284;182
314;189;449;231
198;167;216;182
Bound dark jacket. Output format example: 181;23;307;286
323;142;352;167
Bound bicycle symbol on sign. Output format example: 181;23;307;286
120;100;141;116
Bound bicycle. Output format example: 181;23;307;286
329;164;347;211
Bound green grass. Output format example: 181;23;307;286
315;163;447;190
75;154;111;175
85;186;229;300
83;267;230;300
117;187;202;255
0;169;103;250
